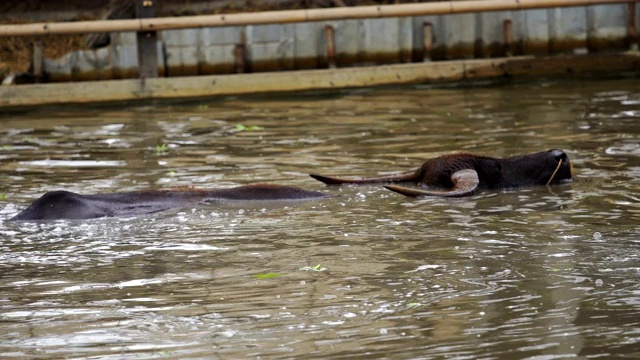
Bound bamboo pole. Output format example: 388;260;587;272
0;0;636;37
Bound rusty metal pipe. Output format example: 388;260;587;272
503;19;514;57
628;2;638;50
325;25;337;69
423;22;433;62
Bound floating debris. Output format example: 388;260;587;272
299;264;327;272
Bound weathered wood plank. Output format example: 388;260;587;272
0;54;638;108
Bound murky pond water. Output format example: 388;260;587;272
1;78;639;359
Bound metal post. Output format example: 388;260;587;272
234;44;247;73
32;40;43;83
503;19;514;57
423;22;433;61
628;2;638;50
136;0;158;78
325;25;336;69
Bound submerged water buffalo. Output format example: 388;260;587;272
10;149;573;220
10;184;328;221
310;149;573;197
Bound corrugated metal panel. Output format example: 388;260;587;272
197;27;240;74
475;10;513;57
520;10;549;55
248;24;295;72
587;4;627;50
110;33;140;79
293;22;322;69
441;13;477;59
361;17;412;64
548;7;588;52
163;28;200;76
40;4;638;81
332;19;360;65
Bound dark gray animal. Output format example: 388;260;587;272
310;149;573;197
11;184;328;221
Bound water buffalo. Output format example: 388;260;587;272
310;149;573;197
10;184;328;221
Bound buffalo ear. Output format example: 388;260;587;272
383;169;480;197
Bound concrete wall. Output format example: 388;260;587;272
43;4;637;82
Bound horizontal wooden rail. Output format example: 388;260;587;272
2;53;639;108
0;0;636;36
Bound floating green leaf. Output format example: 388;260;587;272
299;264;327;272
0;194;6;201
235;124;264;132
155;143;168;154
254;273;281;279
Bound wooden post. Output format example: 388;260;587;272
32;40;43;83
423;22;433;61
136;0;158;78
325;25;336;69
503;19;513;57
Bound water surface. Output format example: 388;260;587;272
1;79;639;359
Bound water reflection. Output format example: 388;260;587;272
1;79;639;358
